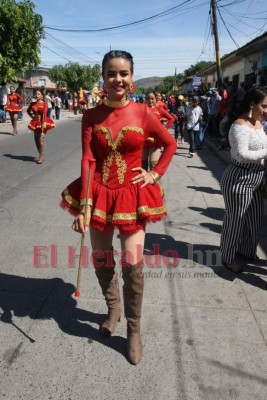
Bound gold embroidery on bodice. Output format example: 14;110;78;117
94;126;144;184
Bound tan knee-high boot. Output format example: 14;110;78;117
94;251;122;336
122;263;144;365
36;133;45;164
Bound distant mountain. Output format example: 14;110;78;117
134;76;164;89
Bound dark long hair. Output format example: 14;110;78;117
102;50;134;74
239;87;267;115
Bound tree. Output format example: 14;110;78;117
155;74;184;95
48;65;66;88
184;61;214;78
49;63;101;91
0;0;45;82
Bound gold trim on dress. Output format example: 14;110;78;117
80;198;93;207
63;188;80;210
93;126;144;184
104;98;130;108
93;205;166;222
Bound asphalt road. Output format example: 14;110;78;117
0;112;267;400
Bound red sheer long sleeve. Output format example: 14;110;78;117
159;107;175;129
16;93;23;105
27;103;33;117
80;112;96;205
144;107;176;178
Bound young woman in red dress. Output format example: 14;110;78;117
142;91;175;170
61;51;176;365
5;86;23;135
27;89;55;164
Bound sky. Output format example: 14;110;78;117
33;0;266;80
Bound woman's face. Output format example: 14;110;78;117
35;91;43;101
10;86;15;94
146;93;156;108
102;57;132;101
252;96;267;120
156;93;162;102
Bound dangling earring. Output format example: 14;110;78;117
248;105;253;118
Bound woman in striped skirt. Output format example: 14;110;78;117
220;87;267;273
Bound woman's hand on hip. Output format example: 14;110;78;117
131;167;155;188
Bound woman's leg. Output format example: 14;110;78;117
174;120;179;141
180;121;185;142
10;114;14;135
36;132;45;164
120;229;145;365
90;227;121;335
188;129;194;155
220;165;254;268
34;133;39;154
237;176;264;259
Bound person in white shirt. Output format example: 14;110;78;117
0;82;9;122
44;91;52;118
54;94;62;120
220;87;267;273
186;96;203;157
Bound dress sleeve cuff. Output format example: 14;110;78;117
80;198;93;207
148;171;160;183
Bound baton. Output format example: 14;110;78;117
75;167;92;297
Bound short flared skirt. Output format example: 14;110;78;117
28;118;55;133
6;104;23;113
79;99;87;105
60;178;166;232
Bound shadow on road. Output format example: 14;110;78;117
0;273;127;361
187;185;221;195
145;233;267;290
3;154;36;162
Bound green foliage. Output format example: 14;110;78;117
184;61;214;78
155;74;184;95
49;63;101;91
0;0;45;82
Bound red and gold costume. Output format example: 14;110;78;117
79;89;88;106
151;106;174;129
5;93;23;113
156;100;168;111
145;106;175;148
27;101;55;134
61;101;176;233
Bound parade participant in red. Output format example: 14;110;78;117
5;86;23;135
79;88;88;114
27;89;55;164
155;92;168;111
142;91;175;170
61;50;176;365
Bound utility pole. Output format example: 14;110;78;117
211;0;222;86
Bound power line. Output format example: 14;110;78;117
45;32;99;64
45;0;195;32
41;44;71;63
217;5;240;48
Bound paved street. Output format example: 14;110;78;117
0;113;267;400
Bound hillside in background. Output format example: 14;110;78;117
134;76;164;89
